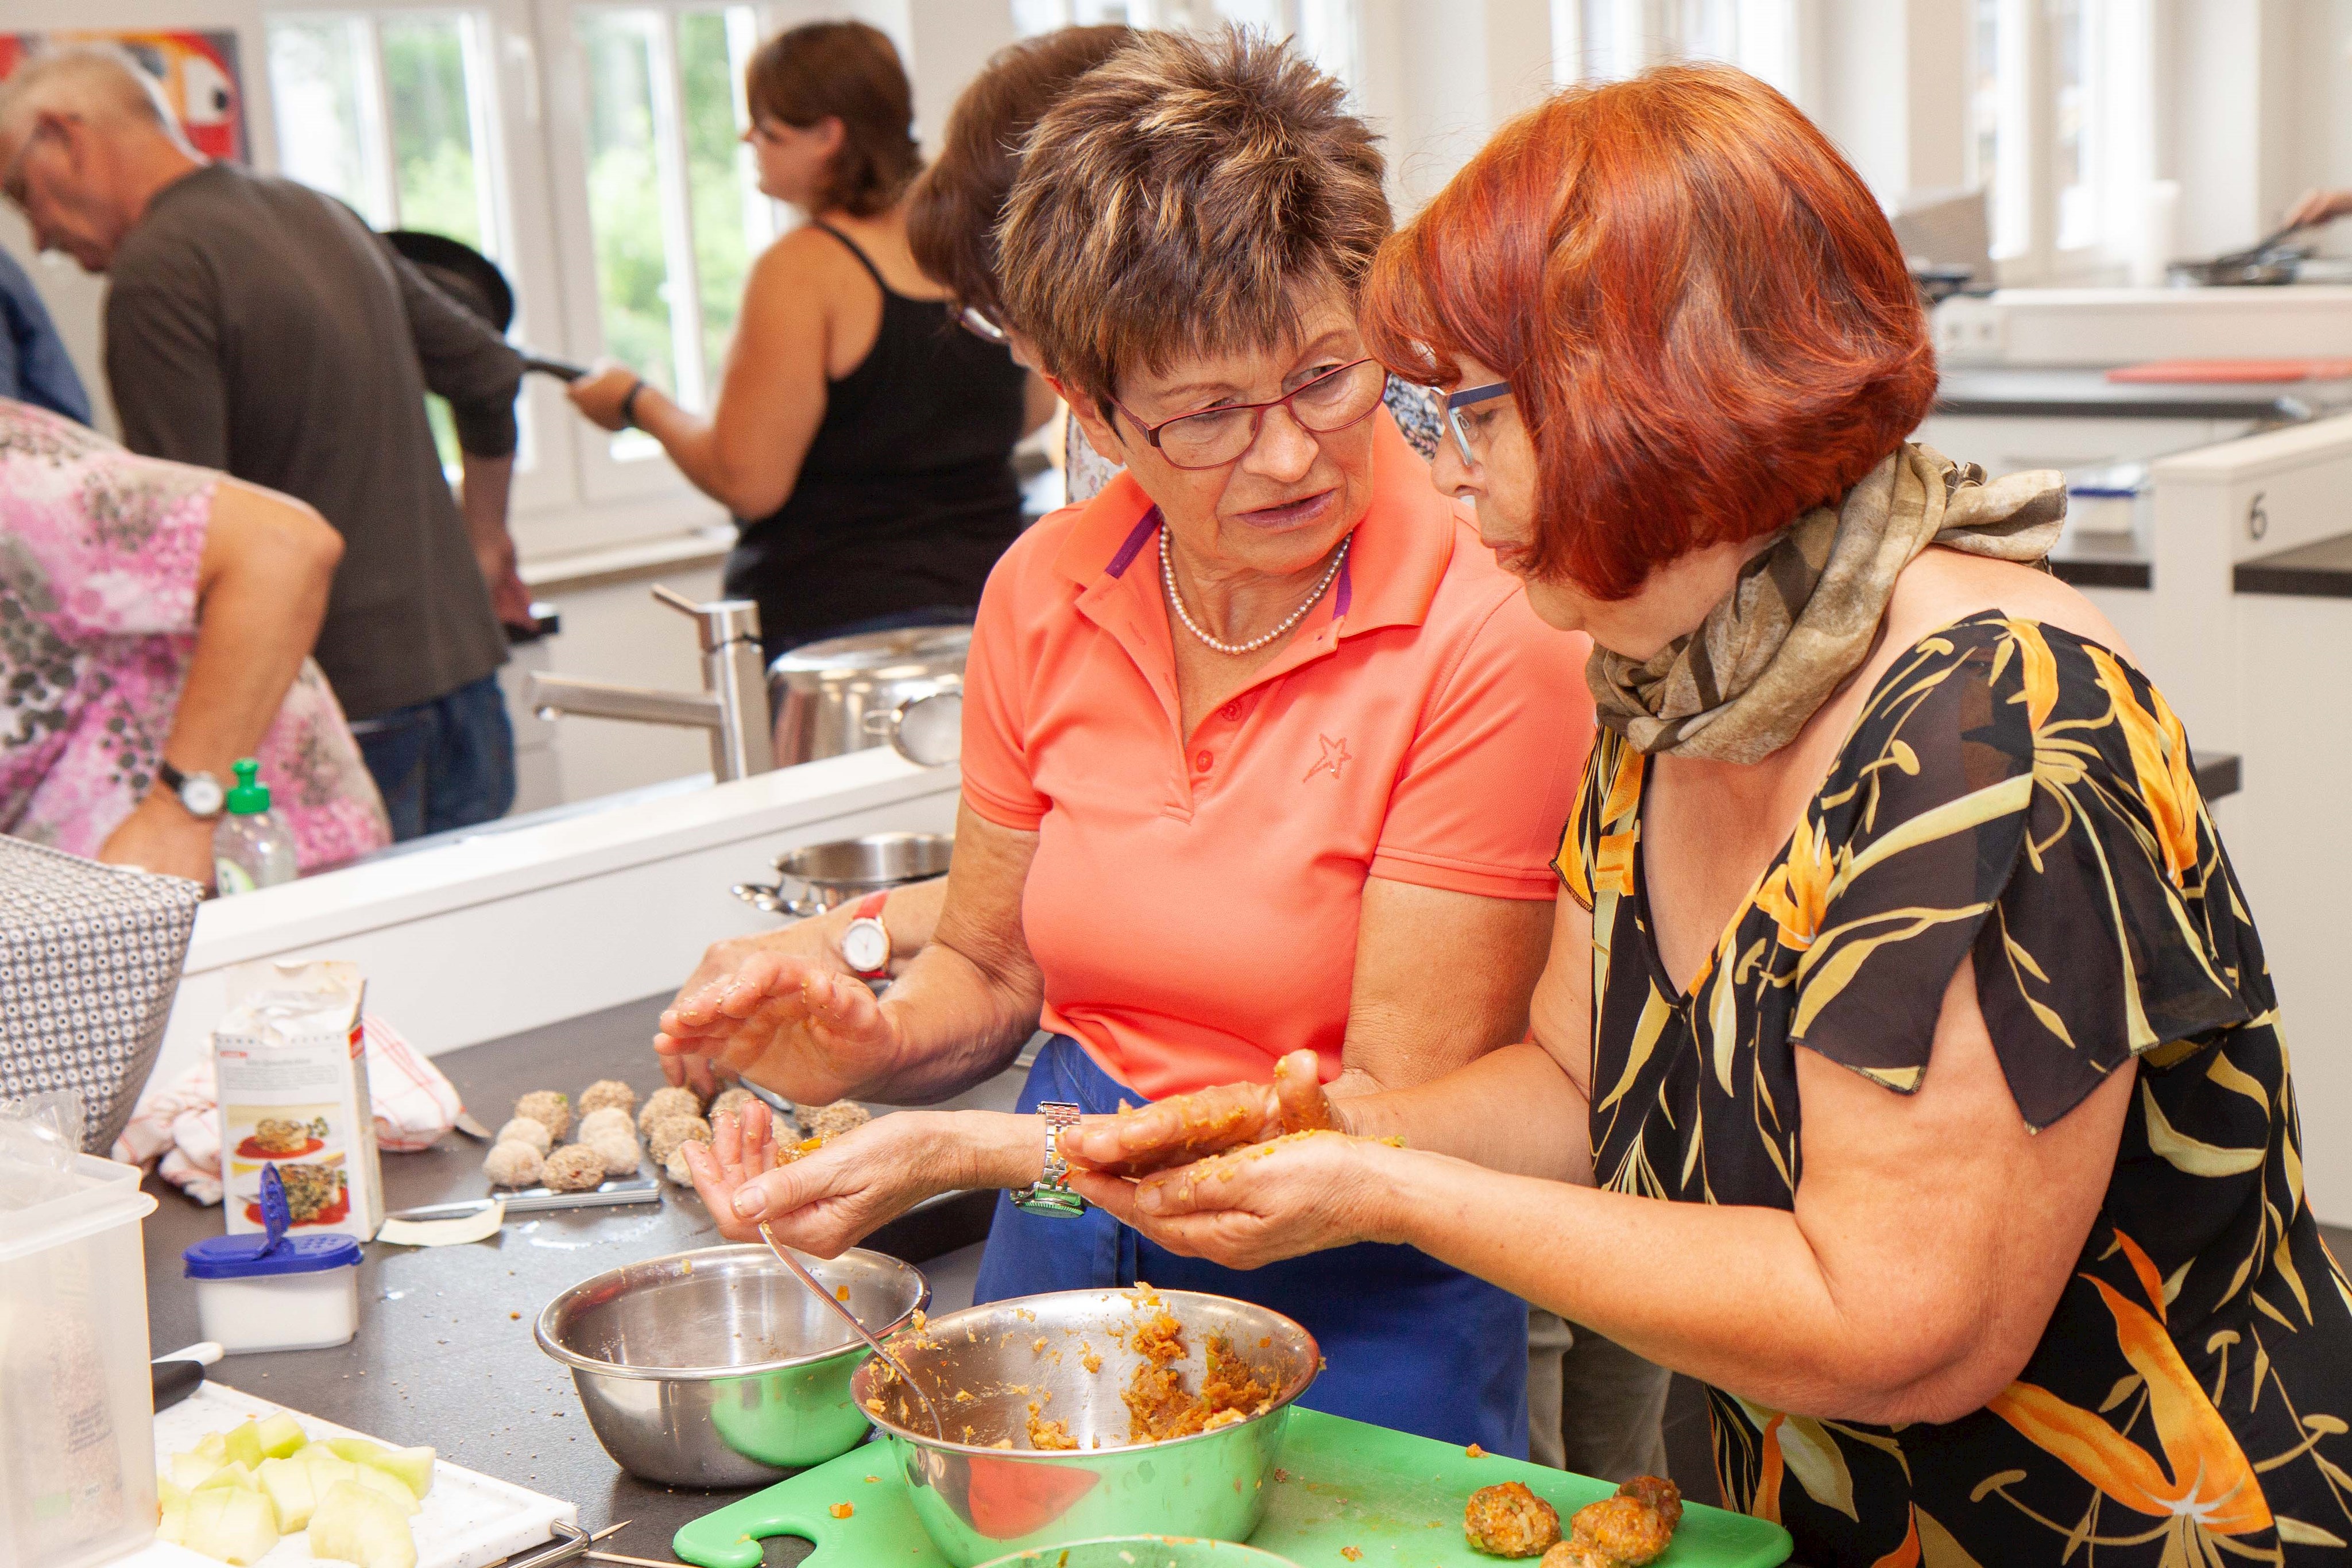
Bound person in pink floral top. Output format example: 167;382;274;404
0;398;389;884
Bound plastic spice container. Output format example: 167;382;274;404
183;1231;364;1353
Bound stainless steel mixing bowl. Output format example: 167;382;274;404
537;1243;927;1487
974;1539;1301;1568
853;1288;1320;1566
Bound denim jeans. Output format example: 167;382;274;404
350;672;517;842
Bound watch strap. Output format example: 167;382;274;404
1012;1101;1087;1218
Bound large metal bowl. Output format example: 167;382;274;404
975;1540;1300;1568
854;1288;1319;1566
536;1244;927;1487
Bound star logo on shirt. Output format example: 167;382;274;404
1303;734;1351;783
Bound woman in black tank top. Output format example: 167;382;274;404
564;21;1044;664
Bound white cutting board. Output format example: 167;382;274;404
110;1381;575;1568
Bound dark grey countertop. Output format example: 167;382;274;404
2048;533;2153;591
2236;531;2352;597
1937;366;2352;422
140;994;1019;1565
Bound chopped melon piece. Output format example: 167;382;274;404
181;1484;279;1565
167;1449;224;1491
361;1444;436;1500
221;1419;265;1472
256;1455;323;1532
157;1501;188;1546
308;1481;418;1568
194;1461;256;1493
193;1431;228;1465
256;1412;308;1460
351;1464;421;1517
299;1447;362;1493
158;1476;189;1512
326;1437;388;1465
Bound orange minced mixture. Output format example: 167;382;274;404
1119;1311;1274;1442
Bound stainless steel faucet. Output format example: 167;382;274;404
525;585;776;781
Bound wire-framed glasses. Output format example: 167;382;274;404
1444;381;1512;467
1113;358;1387;471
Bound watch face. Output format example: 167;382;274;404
841;919;889;973
180;775;225;817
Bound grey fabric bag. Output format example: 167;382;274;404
0;839;201;1154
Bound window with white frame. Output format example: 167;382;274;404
1968;0;2152;279
1011;0;1359;97
1554;0;1798;98
572;4;778;444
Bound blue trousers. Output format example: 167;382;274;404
971;1036;1530;1456
350;672;516;842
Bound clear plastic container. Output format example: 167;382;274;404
212;758;296;895
183;1230;363;1353
0;1153;161;1568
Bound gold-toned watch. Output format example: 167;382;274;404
1012;1102;1086;1218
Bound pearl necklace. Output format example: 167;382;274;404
1160;532;1351;657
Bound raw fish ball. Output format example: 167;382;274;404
647;1113;713;1164
578;1079;637;1116
578;1107;635;1144
483;1140;544;1188
707;1086;757;1125
513;1090;572;1141
664;1144;701;1185
640;1085;702;1133
800;1101;871;1140
541;1144;606;1192
586;1128;642;1176
494;1118;552;1154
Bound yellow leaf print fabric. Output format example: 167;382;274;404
1568;614;2352;1566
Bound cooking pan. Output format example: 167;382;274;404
2169;220;2315;288
384;228;588;380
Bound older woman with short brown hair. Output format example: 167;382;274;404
657;29;1591;1454
1061;64;2352;1566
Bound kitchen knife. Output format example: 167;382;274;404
151;1342;225;1413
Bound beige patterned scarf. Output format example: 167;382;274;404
1587;443;2067;764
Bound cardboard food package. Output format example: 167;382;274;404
214;960;384;1240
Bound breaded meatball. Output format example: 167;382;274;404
639;1085;702;1133
1568;1477;1681;1567
482;1140;544;1188
578;1107;635;1144
799;1101;871;1140
707;1086;757;1125
541;1143;606;1192
513;1090;572;1141
647;1113;713;1163
1538;1543;1615;1568
663;1143;701;1185
578;1079;637;1116
585;1128;643;1176
493;1117;552;1154
1465;1481;1561;1558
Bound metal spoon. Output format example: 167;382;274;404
756;1221;945;1439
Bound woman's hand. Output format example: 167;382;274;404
684;1105;1043;1255
1068;1130;1404;1271
2285;188;2352;231
1059;1049;1335;1177
657;953;904;1105
566;362;643;432
656;922;861;1097
98;793;217;888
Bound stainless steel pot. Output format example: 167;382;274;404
732;831;954;917
536;1242;929;1487
769;625;971;768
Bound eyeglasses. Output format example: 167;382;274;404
957;305;1009;345
1444;381;1512;467
1113;358;1387;471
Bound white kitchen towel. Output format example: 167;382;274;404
111;1014;463;1205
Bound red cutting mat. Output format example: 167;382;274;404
2107;358;2352;384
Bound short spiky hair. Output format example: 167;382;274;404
995;28;1388;413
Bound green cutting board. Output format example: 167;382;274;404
670;1409;1792;1568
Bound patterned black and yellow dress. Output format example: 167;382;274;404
1562;612;2352;1567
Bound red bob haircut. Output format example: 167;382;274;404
1361;64;1937;600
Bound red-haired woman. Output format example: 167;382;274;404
1060;65;2352;1566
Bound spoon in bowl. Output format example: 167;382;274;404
756;1222;945;1439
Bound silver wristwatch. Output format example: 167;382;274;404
1012;1101;1087;1218
157;760;224;819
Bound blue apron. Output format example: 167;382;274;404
971;1036;1529;1457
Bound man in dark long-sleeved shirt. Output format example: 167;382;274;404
0;45;527;840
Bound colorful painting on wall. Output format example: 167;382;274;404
0;30;247;162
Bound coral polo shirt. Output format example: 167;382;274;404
961;414;1594;1100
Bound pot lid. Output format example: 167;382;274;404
770;625;971;679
